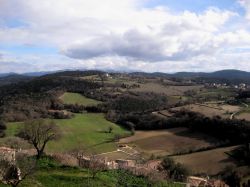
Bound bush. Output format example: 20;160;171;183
0;120;6;137
159;157;189;182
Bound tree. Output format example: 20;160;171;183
221;166;241;187
107;126;113;133
88;156;107;179
16;120;61;159
159;157;189;182
0;153;36;187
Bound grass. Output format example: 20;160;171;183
5;113;130;154
198;88;236;99
60;92;102;106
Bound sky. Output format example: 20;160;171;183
0;0;250;73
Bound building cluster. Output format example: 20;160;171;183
205;83;248;90
78;155;228;187
0;147;230;187
78;155;163;178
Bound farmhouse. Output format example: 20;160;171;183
187;176;229;187
78;155;90;168
115;159;135;169
145;160;161;170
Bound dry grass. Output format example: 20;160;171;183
119;128;216;156
171;104;231;118
220;105;241;113
173;146;237;175
236;113;250;121
131;83;203;96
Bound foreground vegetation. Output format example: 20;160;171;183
0;156;185;187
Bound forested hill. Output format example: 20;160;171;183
131;70;250;84
131;70;250;79
2;69;250;78
0;71;103;121
0;74;32;86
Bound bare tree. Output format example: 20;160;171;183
16;119;61;159
88;156;107;179
0;153;36;187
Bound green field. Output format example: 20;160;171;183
5;113;130;154
60;92;102;106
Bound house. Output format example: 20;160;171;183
208;179;229;187
115;159;135;169
187;176;208;187
77;155;90;168
187;176;229;187
145;160;161;170
105;160;118;169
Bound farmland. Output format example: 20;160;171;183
235;103;250;121
197;88;236;99
236;112;250;121
131;83;203;96
60;92;102;106
173;146;237;175
119;128;217;157
170;103;242;118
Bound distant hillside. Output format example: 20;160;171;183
0;74;32;86
0;72;17;78
130;70;250;83
205;70;250;79
1;69;250;83
171;70;250;79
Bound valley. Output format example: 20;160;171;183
0;70;250;186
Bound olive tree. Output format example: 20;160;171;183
16;120;61;159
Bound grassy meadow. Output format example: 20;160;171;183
5;113;130;154
60;92;102;106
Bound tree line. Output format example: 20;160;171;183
108;109;250;145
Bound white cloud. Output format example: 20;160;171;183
239;0;250;20
0;0;249;72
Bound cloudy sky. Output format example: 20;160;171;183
0;0;250;73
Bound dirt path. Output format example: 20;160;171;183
230;112;238;119
231;102;249;119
